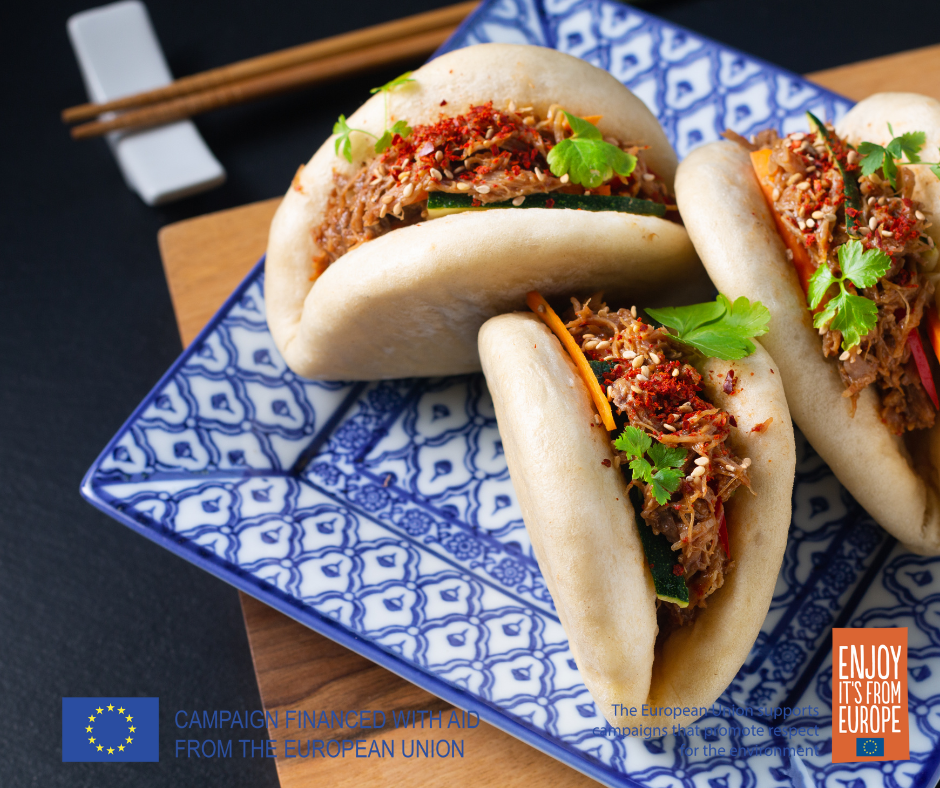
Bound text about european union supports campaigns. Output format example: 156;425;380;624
173;708;480;759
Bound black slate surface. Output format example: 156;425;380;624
3;1;940;786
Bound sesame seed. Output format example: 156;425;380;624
518;106;533;113
523;116;536;126
583;340;598;350
869;216;878;230
631;306;638;318
392;202;402;217
811;210;825;219
663;423;677;433
595;340;610;350
379;204;388;218
806;166;816;173
868;195;877;205
787;173;803;185
485;127;495;140
456;182;472;191
672;368;680;377
398;171;410;181
725;464;736;472
839;350;850;361
402;183;415;198
797;181;811;191
475;184;491;194
806;218;816;229
772;188;781;202
534;167;545;182
742;458;752;468
560;174;570;184
623;350;637;359
430;168;443;181
691;465;705;477
649;352;660;364
916;210;926;221
435;150;444;162
694;456;709;466
798;219;806;231
878;196;887;206
631;385;642;394
880;229;893;237
381;193;394;204
678;402;693;413
643;173;656;181
442;169;453;179
636;374;649;382
454;166;466;174
512;196;525;206
847;150;859;165
632;355;646;368
507;100;516;113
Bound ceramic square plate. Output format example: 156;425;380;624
82;2;940;785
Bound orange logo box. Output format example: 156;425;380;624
832;628;908;763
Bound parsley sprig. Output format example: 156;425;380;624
546;112;637;188
807;240;891;350
614;426;687;505
645;295;770;360
857;123;940;189
333;72;415;162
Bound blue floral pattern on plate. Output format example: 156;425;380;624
82;2;940;786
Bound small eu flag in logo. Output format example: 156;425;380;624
62;698;159;762
856;737;885;757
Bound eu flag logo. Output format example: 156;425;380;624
856;737;885;757
62;698;159;762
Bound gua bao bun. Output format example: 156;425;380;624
265;43;706;381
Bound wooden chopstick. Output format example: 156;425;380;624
62;1;478;125
70;25;458;139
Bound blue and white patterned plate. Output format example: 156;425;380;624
81;2;940;786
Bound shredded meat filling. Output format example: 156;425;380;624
565;298;751;628
741;127;938;434
313;102;674;274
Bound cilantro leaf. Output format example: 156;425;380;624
374;120;413;154
857;141;885;177
651;468;684;505
546;112;637;189
370;71;415;94
882;154;899;189
333;115;354;162
805;240;888;350
898;131;925;163
614;425;651;458
648;442;687;471
645;295;769;360
629;457;654;485
807;263;838;310
838;239;891;288
931;164;940;181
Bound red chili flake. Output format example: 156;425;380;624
728;415;738;427
722;369;736;394
545;198;555;208
440;100;448;106
601;459;611;467
672;564;685;576
750;417;774;434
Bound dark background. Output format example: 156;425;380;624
3;1;939;785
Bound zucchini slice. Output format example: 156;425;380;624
807;111;862;235
426;191;667;220
629;488;690;607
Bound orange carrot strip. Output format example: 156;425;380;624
526;291;616;432
928;307;940;370
750;149;817;295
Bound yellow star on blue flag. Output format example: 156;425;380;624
62;698;159;762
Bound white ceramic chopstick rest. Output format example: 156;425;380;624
67;0;226;205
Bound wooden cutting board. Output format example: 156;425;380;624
157;44;940;787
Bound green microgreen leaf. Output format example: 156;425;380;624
374;120;413;154
629;457;654;485
805;240;889;350
546;111;637;189
931;163;940;181
333;114;377;162
898;131;926;163
645;295;770;360
370;71;415;94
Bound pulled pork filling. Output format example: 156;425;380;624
564;297;750;628
313;102;674;274
735;127;938;434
